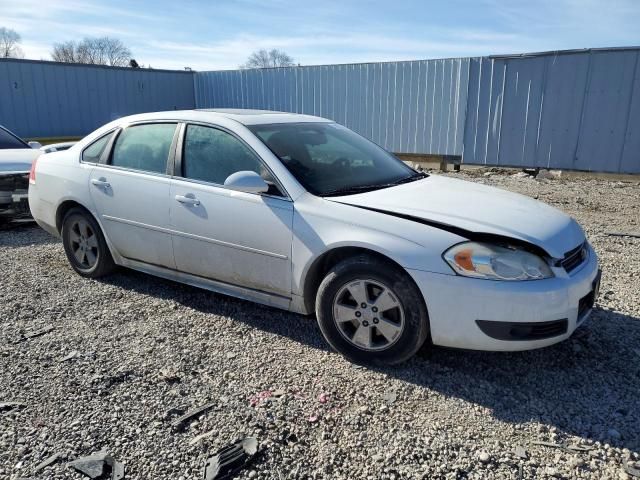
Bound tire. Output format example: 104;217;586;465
61;208;115;278
315;254;430;365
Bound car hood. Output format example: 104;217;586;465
0;148;40;173
329;174;584;259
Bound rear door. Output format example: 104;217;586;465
89;122;179;268
169;123;293;296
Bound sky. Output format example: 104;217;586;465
1;0;639;71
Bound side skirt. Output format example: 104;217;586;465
118;256;294;312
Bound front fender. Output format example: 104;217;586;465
291;196;464;296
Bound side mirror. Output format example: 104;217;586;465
28;141;43;149
223;170;269;194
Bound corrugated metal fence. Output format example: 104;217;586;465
196;48;640;174
463;48;640;173
195;58;469;156
0;59;195;138
2;49;639;173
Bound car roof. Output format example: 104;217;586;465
115;109;332;126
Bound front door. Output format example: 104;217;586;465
89;122;178;268
169;124;293;296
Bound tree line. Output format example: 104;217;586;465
1;26;297;69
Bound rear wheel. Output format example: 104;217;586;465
61;208;115;278
315;255;430;365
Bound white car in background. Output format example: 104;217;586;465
28;110;601;364
0;125;41;223
40;141;76;154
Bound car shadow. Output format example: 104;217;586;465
100;269;640;453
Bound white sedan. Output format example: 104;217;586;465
1;125;41;222
28;109;601;364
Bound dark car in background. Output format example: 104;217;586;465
0;125;41;224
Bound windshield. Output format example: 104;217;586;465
0;127;29;150
249;122;424;196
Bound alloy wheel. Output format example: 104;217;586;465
332;278;405;351
69;219;99;269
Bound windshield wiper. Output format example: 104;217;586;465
392;171;428;184
322;172;428;197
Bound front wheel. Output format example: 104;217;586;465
315;255;430;365
61;208;115;278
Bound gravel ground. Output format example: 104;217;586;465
1;170;639;480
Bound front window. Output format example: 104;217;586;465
181;124;283;196
249;122;423;196
0;127;29;150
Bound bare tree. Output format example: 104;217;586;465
0;27;24;58
242;49;295;68
51;36;132;67
51;40;77;63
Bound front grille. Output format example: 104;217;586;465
561;242;588;273
528;321;568;339
0;173;29;194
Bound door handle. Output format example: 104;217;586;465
91;178;111;188
175;194;200;206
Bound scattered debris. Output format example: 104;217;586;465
532;441;592;453
514;445;528;459
249;390;273;407
59;350;80;362
382;391;397;405
512;171;533;179
0;401;26;413
12;326;55;343
32;452;63;474
171;402;216;431
158;366;181;383
536;169;560;180
606;231;640;239
203;437;258;480
478;451;491;464
189;430;217;446
95;370;136;391
163;404;188;420
68;452;124;479
625;463;640;478
292;390;307;400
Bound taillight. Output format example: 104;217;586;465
29;156;38;184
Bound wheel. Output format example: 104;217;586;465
315;255;430;365
61;208;115;278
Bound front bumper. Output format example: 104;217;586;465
407;244;600;351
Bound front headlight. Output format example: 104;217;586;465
443;242;553;281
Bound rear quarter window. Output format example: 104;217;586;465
82;133;113;163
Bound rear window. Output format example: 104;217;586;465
0;127;28;149
110;123;177;174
